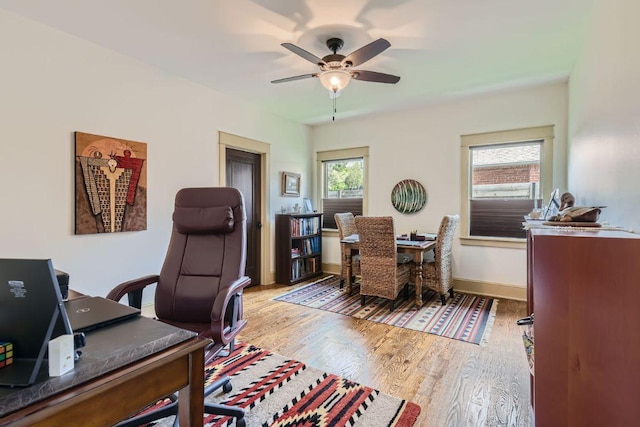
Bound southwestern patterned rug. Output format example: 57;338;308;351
274;275;498;346
151;341;420;426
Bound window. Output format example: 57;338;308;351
316;147;368;230
460;126;554;248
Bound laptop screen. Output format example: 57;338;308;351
0;259;72;386
0;259;71;358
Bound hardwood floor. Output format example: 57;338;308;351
237;279;532;427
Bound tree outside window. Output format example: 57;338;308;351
322;158;364;229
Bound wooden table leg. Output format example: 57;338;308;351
178;343;205;427
344;245;353;295
413;250;424;308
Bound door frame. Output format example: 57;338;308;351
218;131;272;285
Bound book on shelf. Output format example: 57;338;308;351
289;216;321;237
291;257;317;279
305;257;317;273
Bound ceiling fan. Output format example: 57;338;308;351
271;37;401;94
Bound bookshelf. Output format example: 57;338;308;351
275;213;323;285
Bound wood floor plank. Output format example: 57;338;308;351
238;280;532;427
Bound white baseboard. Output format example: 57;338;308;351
323;263;340;276
266;271;275;284
453;278;526;301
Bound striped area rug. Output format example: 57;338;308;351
274;275;498;346
151;341;420;426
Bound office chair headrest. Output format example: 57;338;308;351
173;206;234;234
174;187;246;221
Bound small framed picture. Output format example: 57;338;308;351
282;172;300;197
303;198;313;213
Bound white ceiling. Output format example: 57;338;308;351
0;0;596;125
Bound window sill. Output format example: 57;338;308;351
460;236;526;249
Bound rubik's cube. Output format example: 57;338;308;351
0;342;13;368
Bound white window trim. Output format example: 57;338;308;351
316;146;369;234
460;125;554;249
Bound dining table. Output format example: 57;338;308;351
340;234;436;308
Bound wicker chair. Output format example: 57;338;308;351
335;212;361;288
423;215;460;305
355;216;413;310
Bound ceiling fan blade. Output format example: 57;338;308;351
343;38;391;67
351;70;400;84
281;43;326;66
271;73;317;84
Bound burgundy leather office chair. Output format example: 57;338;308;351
107;187;251;427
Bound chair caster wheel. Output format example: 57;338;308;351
223;381;233;393
236;418;246;427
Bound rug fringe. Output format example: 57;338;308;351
479;297;499;347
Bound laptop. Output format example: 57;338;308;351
64;296;140;333
0;259;72;387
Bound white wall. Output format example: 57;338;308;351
0;10;311;297
312;82;568;288
568;0;640;233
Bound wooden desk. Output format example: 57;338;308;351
0;315;209;427
341;237;436;307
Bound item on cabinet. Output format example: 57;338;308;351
559;192;575;211
542;221;602;227
527;209;544;219
542;188;560;220
547;206;604;223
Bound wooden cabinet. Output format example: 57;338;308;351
527;228;640;426
275;213;323;285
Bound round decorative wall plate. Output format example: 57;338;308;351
391;179;427;214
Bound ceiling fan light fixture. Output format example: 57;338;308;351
319;69;351;93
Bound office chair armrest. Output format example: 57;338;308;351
106;274;160;309
210;276;251;344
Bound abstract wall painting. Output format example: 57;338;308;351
74;132;147;234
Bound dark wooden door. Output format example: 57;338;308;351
226;148;261;286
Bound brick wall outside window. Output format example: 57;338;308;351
473;163;540;185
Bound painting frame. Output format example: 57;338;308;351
282;172;300;197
